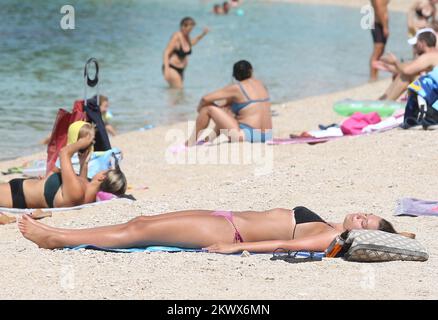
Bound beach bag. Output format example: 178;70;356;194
326;230;428;262
82;96;111;151
403;93;438;129
46;103;86;174
340;112;381;135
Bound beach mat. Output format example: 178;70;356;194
67;244;201;253
395;198;438;217
66;244;325;257
0;198;133;215
268;120;402;146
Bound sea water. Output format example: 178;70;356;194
0;0;410;160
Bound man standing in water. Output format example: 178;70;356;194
370;0;390;81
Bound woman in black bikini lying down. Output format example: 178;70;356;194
0;125;127;209
19;206;408;253
163;17;209;88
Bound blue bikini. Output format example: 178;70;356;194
231;82;272;143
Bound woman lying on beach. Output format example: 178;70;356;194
0;124;127;209
19;206;408;252
163;17;209;88
186;60;272;146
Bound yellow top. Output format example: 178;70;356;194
67;121;89;145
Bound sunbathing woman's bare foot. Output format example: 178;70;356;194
31;209;52;220
18;215;59;249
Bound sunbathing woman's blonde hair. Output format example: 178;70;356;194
99;156;127;196
378;219;416;239
78;123;95;139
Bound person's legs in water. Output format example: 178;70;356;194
186;105;243;146
379;73;415;100
370;43;386;81
164;66;184;89
370;23;388;81
18;211;239;249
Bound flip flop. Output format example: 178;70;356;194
270;249;323;264
1;166;23;175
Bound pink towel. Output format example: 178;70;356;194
341;112;381;135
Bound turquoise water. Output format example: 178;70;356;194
0;0;410;160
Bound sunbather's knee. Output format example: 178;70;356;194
126;216;149;233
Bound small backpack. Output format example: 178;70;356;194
404;76;438;129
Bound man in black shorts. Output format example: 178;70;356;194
370;0;390;81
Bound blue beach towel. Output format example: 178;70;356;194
67;245;201;253
65;244;325;257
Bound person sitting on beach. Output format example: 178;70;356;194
0;123;127;209
163;17;209;89
18;206;413;252
186;60;272;146
378;28;438;100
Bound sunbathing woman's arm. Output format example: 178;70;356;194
58;135;93;205
206;232;338;254
78;147;92;180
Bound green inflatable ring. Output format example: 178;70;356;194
333;99;404;117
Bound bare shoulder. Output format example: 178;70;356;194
253;78;269;93
430;51;438;60
170;32;181;43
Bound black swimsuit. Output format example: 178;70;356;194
173;45;192;60
162;43;192;79
292;206;330;239
8;173;62;209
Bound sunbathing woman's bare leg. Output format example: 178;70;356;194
18;211;236;250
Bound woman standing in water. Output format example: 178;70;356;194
163;17;209;88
